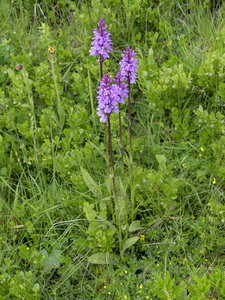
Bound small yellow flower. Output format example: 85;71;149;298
146;297;149;299
104;286;107;289
124;270;128;274
120;282;123;286
27;247;29;250
108;292;111;295
139;284;143;289
200;147;205;152
212;178;216;184
48;47;56;55
182;163;186;168
140;234;145;241
124;296;128;299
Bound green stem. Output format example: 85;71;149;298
50;54;64;128
107;116;122;253
100;55;103;80
119;104;127;232
99;55;110;176
105;122;110;176
119;103;125;185
128;77;132;153
127;76;134;220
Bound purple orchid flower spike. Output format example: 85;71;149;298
119;47;138;83
112;72;128;104
90;18;112;61
97;74;119;122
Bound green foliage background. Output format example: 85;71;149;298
0;0;224;299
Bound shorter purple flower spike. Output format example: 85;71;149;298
97;74;119;122
119;47;138;84
112;72;128;104
90;18;112;61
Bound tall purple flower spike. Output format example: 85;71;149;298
90;18;112;61
97;74;119;123
112;72;128;104
119;47;138;84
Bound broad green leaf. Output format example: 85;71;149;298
143;70;148;77
96;215;118;234
122;236;139;254
156;154;167;171
128;220;142;232
40;249;62;274
88;141;106;159
80;166;100;198
32;283;40;292
118;177;126;224
83;202;96;221
198;105;203;112
88;252;119;265
149;48;153;56
156;154;167;165
19;244;30;259
105;176;112;194
99;201;107;219
73;238;87;248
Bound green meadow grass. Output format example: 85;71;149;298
0;1;224;299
